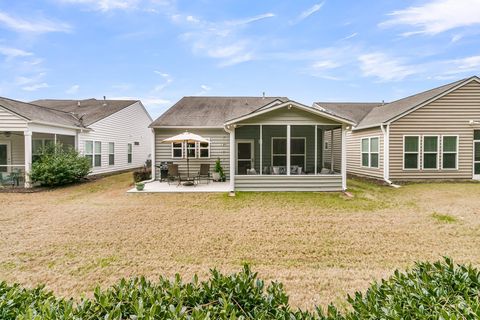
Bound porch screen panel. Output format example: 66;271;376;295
291;125;314;174
261;125;286;174
235;125;260;173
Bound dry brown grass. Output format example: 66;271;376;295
1;173;480;309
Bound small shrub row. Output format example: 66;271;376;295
1;258;479;319
133;167;152;183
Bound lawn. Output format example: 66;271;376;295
1;173;480;310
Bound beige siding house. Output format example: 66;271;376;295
0;97;152;187
150;97;354;192
316;76;480;183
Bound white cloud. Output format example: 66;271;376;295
153;71;173;92
443;55;480;75
340;32;358;41
0;47;33;59
358;52;419;81
195;84;212;95
0;11;71;33
291;2;325;24
22;82;49;91
177;12;274;66
312;60;341;70
66;84;80;94
380;0;480;36
59;0;140;11
15;72;47;86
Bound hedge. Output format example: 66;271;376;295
1;258;479;319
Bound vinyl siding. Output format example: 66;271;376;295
0;107;28;131
0;133;24;166
323;128;342;172
154;128;230;179
346;127;384;179
235;175;342;191
78;102;152;175
389;80;480;180
236;106;339;125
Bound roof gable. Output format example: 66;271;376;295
355;76;480;129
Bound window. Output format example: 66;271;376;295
85;141;93;167
32;139;54;162
108;142;115;165
94;141;102;167
290;138;306;168
361;137;379;168
127;143;132;163
422;136;438;169
272;138;286;166
172;142;183;158
442;136;458;169
324;141;329;150
404;136;419;169
186;142;196;158
198;139;210;158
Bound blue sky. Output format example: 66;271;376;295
0;0;479;118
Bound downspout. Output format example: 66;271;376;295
144;128;156;184
380;123;395;186
223;125;236;195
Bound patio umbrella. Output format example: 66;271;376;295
161;131;209;179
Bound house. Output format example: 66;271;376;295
315;76;480;183
0;97;152;187
150;97;354;192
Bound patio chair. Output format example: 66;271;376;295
166;164;181;185
197;163;211;184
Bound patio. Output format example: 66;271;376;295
127;180;230;193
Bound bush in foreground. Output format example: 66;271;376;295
30;144;91;187
1;258;479;319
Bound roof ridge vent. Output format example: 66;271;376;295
77;101;81;107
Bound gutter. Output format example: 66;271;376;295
380;123;400;188
144;128;157;184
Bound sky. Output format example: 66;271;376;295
0;0;479;119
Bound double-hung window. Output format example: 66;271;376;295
108;142;115;165
186;142;196;158
85;141;93;167
127;143;133;163
172;143;183;158
404;136;420;169
422;136;438;169
198;139;210;158
442;136;458;169
361;137;379;168
94;141;102;167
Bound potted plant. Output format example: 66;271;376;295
135;182;145;191
213;158;225;182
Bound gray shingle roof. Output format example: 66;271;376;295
313;102;382;124
0;97;81;127
150;96;288;127
317;76;478;130
31;99;138;126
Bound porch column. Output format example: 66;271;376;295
341;125;347;191
259;125;263;175
330;129;334;173
229;127;235;192
24;130;32;188
314;125;318;175
286;125;291;175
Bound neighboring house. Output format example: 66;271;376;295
315;75;480;183
150;97;354;192
0;97;152;187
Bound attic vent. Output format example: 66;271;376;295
77;101;81;107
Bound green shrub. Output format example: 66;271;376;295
132;166;151;182
1;258;479;319
30;143;91;187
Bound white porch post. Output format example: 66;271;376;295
286;125;291;175
330;129;334;173
314;125;318;175
341;125;347;191
229;127;235;192
259;125;263;175
54;134;57;145
24;130;32;188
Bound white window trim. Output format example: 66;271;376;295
186;141;197;158
94;141;102;167
127;143;133;164
84;140;94;167
403;135;420;170
473;131;480;179
441;135;459;170
421;135;439;170
360;137;379;169
198;139;211;159
271;137;306;169
108;142;115;166
171;142;183;159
